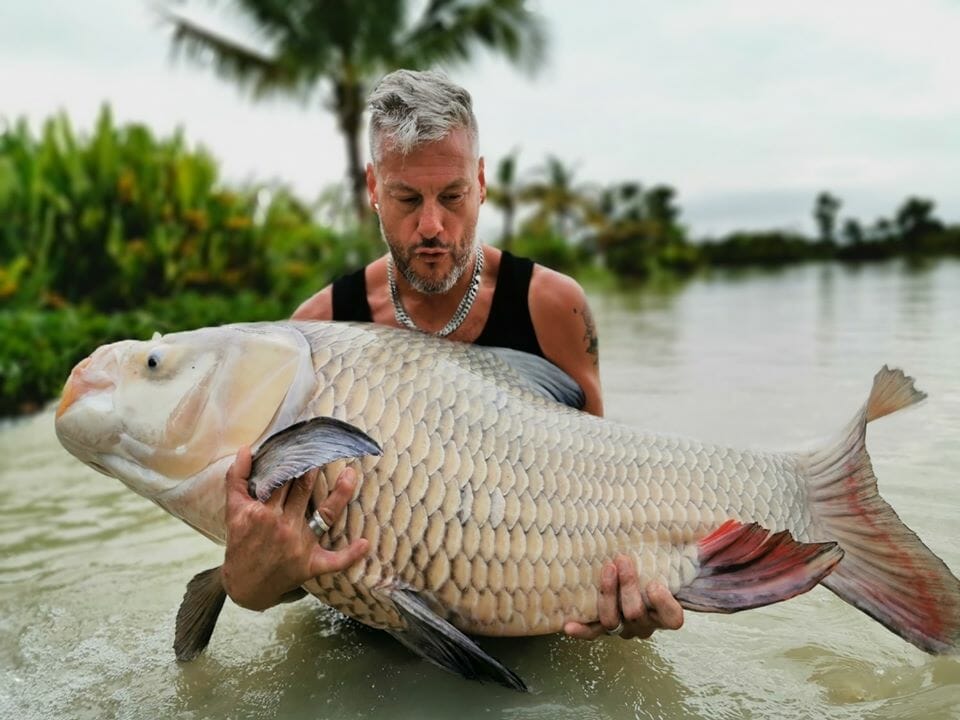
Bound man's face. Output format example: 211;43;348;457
367;128;486;294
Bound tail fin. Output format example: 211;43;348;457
805;366;960;654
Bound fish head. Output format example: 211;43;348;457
55;323;316;505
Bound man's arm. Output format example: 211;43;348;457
528;266;685;640
528;267;603;416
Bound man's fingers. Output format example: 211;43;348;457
264;477;293;510
646;581;685;630
615;554;647;623
284;469;316;518
225;447;252;511
308;538;369;577
313;467;358;531
563;621;604;640
597;562;621;631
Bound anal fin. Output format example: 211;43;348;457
676;520;844;613
385;587;528;692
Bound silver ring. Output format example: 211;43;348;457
308;509;330;539
606;621;624;637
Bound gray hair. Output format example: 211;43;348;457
367;69;479;164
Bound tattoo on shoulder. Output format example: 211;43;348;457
573;304;599;366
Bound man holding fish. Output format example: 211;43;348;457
220;69;685;642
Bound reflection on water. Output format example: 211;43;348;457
2;259;959;719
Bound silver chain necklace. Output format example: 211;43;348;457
387;245;485;338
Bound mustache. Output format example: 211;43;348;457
416;237;447;250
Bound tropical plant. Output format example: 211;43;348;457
485;148;522;250
586;182;692;277
522;155;596;240
161;0;548;219
0;107;369;311
895;197;943;252
813;191;842;245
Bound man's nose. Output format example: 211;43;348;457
416;200;443;238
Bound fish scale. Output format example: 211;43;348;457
296;322;815;635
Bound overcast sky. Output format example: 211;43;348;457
1;0;958;238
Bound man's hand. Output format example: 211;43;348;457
220;447;369;611
563;554;684;640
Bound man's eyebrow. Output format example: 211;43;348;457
384;179;471;193
384;181;417;193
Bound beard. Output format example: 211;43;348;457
382;225;477;295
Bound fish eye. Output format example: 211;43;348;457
147;351;161;370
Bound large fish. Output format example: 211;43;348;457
54;321;960;690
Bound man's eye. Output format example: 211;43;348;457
442;194;464;203
399;197;419;205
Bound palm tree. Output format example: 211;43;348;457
485;149;522;250
813;191;842;245
160;0;547;220
895;196;943;252
523;155;595;240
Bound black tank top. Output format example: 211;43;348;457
331;251;545;358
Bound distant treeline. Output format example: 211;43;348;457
1;108;958;414
695;192;960;267
485;154;960;276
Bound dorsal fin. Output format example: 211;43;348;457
486;347;585;410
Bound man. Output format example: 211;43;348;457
221;69;684;642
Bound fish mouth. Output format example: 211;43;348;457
56;347;120;419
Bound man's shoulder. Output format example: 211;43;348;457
528;263;587;318
291;286;333;321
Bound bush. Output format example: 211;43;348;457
0;292;292;416
512;230;578;273
0;107;374;312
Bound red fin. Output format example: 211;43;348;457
675;520;844;613
805;367;960;654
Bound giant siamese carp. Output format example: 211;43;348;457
54;321;960;690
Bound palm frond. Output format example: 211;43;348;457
400;0;546;73
161;7;308;98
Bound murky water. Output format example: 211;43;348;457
2;259;959;719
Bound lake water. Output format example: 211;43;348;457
2;259;959;719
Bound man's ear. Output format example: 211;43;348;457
478;156;486;204
366;163;378;210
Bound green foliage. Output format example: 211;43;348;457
511;229;577;273
0;292;287;416
0;108;370;312
699;232;834;266
814;191;842;244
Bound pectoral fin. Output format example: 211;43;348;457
487;347;585;409
385;587;528;692
249;417;382;501
174;566;309;662
175;566;228;661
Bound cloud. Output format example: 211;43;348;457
1;0;957;235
